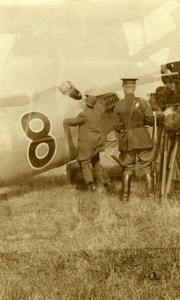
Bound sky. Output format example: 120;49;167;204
0;0;61;5
0;0;180;99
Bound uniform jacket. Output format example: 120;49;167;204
114;94;154;151
64;103;105;160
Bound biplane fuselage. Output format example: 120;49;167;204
0;86;83;183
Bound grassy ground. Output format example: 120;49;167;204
0;164;180;299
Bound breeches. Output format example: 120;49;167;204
119;148;154;175
79;153;110;185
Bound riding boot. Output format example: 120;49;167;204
121;174;131;201
144;173;154;199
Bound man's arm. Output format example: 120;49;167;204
140;98;154;126
113;104;123;133
63;112;85;127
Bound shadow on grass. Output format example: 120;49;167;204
1;162;147;201
0;174;69;200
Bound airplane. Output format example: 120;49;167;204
1;59;180;186
0;81;120;185
1;1;180;192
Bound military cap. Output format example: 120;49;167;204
85;95;97;107
121;78;138;86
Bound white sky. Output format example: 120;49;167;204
0;0;62;5
0;0;179;98
0;34;15;69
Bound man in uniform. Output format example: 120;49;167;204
114;78;154;201
63;95;111;192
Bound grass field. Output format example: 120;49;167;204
0;163;180;299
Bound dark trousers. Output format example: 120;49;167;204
79;153;111;185
119;148;154;175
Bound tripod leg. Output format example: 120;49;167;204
163;135;178;204
161;130;168;200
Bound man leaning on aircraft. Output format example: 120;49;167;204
63;95;111;192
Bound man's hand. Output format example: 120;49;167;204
79;100;86;109
164;107;173;117
153;110;164;118
153;110;164;125
63;119;69;126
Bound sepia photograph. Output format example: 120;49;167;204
0;0;180;299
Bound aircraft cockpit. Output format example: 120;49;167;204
58;81;82;100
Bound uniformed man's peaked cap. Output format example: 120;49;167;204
85;95;97;107
121;78;138;86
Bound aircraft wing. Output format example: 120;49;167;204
84;72;163;97
0;91;43;107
